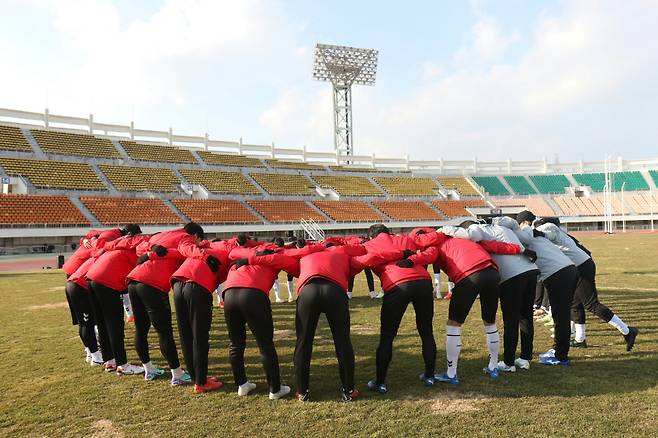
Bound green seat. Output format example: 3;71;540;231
504;176;537;195
529;174;570;194
472;176;509;196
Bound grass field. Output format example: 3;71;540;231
1;233;657;437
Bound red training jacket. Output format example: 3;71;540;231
86;234;150;292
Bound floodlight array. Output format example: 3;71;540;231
313;44;378;86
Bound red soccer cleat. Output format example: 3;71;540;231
126;315;135;323
194;379;224;394
443;291;452;300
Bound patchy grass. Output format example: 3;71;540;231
1;233;657;437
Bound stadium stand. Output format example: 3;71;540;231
553;196;623;216
572;173;605;192
0;194;89;226
0;157;105;190
172;199;261;224
626;192;658;214
328;165;375;172
432;199;486;218
373;176;439;196
372;201;443;221
98;164;180;192
249;173;315;195
31;129;120;159
649;170;658;187
572;171;649;192
179;169;260;194
503;176;537;195
529;174;571;194
313;200;387;222
471;176;510;196
311;175;382;196
435;176;480;196
197;151;265;167
0;126;32;152
119;140;196;164
265;159;326;170
492;197;556;217
80;197;181;225
248;200;328;223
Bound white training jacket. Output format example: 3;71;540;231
441;224;537;283
493;216;574;282
534;222;591;267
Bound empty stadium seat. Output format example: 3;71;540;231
572;173;605;191
0;126;32;152
373;176;439;196
179;169;259;194
0;194;89;226
313;201;386;222
31;129;120;158
432;200;485;218
503;176;537;195
492;198;556;217
328;165;375;172
265;159;326;170
81;197;181;225
626;192;658;214
120;140;196;163
529;174;570;194
249;173;315;195
98;164;180;192
248;200;328;223
197;151;265;167
471;176;510;196
553;196;622;216
0;157;105;190
612;171;650;191
372;201;443;221
436;176;480;196
172;199;261;224
311;175;382;196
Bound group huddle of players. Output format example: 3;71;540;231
62;210;638;401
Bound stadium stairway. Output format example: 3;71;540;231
161;198;190;222
190;150;207;168
68;196;102;227
241;200;270;223
366;175;388;197
305;200;334;222
545;197;565;216
20;128;46;158
525;177;542;195
89;163;119;195
111;139;132;161
243;172;276;197
640;170;658;190
498;177;516;195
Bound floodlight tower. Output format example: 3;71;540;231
313;43;378;158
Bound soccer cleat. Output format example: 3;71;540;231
144;367;166;381
342;388;361;402
219;301;224;309
570;339;588;348
116;363;144;376
288;296;294;302
538;349;555;359
194;379;224;394
104;360;117;373
126;315;135;323
533;308;546;317
171;371;192;386
275;298;285;303
497;361;516;373
85;349;92;364
237;381;257;396
538;356;569;366
434;373;459;385
269;385;291;400
375;292;385;299
443;291;452;300
483;367;499;380
624;326;638;351
418;373;435;387
297;390;310;402
514;358;530;370
367;380;387;394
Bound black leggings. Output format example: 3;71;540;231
376;279;435;384
128;281;180;369
571;259;614;324
544;265;578;361
88;280;128;365
499;270;538;365
449;267;501;324
65;282;99;354
223;287;280;393
173;281;213;385
348;268;375;293
294;279;354;393
534;280;549;309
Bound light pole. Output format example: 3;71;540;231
621;181;626;233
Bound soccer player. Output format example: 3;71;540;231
126;222;206;385
534;217;638;350
86;225;146;376
442;220;539;372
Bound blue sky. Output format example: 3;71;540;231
2;0;658;163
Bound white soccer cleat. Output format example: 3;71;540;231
116;363;145;375
275;298;284;303
514;358;530;370
238;381;257;396
269;385;291;400
497;360;516;372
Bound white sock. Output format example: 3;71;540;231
172;367;184;379
575;323;586;342
369;290;376;299
446;325;462;378
570;321;576;339
447;282;454;293
90;350;103;362
143;361;156;374
608;315;629;335
347;291;353;299
215;288;222;305
286;280;294;299
433;273;441;296
272;281;282;301
122;293;133;317
484;324;500;370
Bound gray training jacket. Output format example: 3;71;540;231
493;216;574;282
535;222;591;267
441;223;537;283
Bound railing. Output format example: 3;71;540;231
300;218;325;241
3;107;658;175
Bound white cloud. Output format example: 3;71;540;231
454;16;520;62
